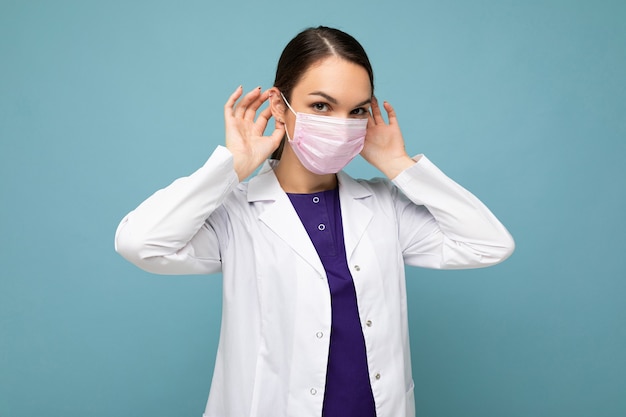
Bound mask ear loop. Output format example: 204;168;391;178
280;92;297;141
280;92;298;116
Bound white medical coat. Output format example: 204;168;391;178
115;145;514;417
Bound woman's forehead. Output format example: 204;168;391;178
293;56;372;102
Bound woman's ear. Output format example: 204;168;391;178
268;87;286;122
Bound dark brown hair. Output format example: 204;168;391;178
274;26;374;101
271;26;374;158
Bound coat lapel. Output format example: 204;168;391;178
336;171;373;261
247;161;326;277
247;162;374;273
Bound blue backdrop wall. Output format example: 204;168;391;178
1;1;625;416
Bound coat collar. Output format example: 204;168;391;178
246;160;373;202
246;160;374;272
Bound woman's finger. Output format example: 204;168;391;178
253;106;273;134
224;85;243;118
235;87;262;119
371;96;385;125
244;89;269;122
383;101;398;125
267;117;286;147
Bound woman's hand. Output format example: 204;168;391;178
224;86;285;181
361;96;416;179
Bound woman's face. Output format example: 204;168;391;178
280;56;372;133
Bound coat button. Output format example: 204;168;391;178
312;196;320;203
316;332;323;338
310;388;317;395
375;373;381;380
318;223;326;231
366;320;372;327
354;265;361;271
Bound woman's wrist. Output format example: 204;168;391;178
378;155;416;180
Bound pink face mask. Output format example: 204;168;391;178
281;93;368;175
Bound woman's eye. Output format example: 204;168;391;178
312;103;329;112
351;108;367;116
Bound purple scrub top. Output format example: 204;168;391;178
288;188;376;417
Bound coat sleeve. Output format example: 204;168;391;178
391;155;515;269
114;146;239;275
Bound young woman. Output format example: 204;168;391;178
115;26;514;417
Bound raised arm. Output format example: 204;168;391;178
392;156;515;269
363;96;514;269
114;146;239;274
114;87;284;274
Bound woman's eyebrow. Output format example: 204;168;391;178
309;91;338;104
355;98;372;107
308;91;372;107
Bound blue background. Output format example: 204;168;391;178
1;0;625;416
